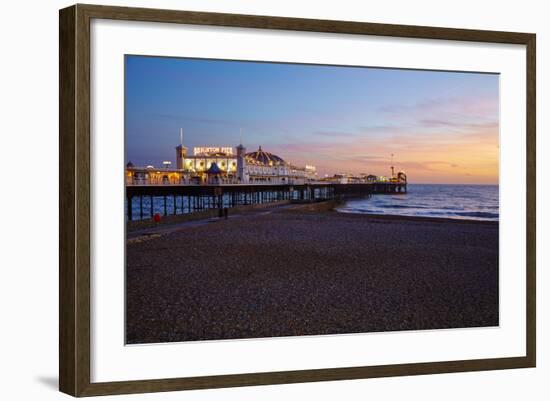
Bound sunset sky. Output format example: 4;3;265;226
125;55;499;184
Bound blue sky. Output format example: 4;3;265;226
125;55;499;184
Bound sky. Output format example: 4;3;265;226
125;55;499;184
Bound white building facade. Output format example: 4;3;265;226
178;142;316;184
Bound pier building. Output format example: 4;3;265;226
126;135;317;185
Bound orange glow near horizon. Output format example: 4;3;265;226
267;103;500;185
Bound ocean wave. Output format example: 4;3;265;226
337;185;499;221
337;207;375;214
375;204;430;209
452;211;499;219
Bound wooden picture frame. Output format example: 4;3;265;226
59;3;536;397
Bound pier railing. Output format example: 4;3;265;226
126;177;311;186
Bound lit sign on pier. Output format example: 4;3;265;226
193;146;234;156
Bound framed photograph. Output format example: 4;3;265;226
59;4;536;397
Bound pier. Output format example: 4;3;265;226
125;182;407;221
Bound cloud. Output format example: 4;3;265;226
378;95;498;117
313;130;359;138
419;119;498;131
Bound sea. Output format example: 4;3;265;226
336;184;499;221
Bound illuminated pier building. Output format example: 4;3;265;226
126;136;317;185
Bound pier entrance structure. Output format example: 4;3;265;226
151;136;318;186
130;143;316;186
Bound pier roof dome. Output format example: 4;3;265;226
245;146;285;166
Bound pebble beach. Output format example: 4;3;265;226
126;206;499;344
